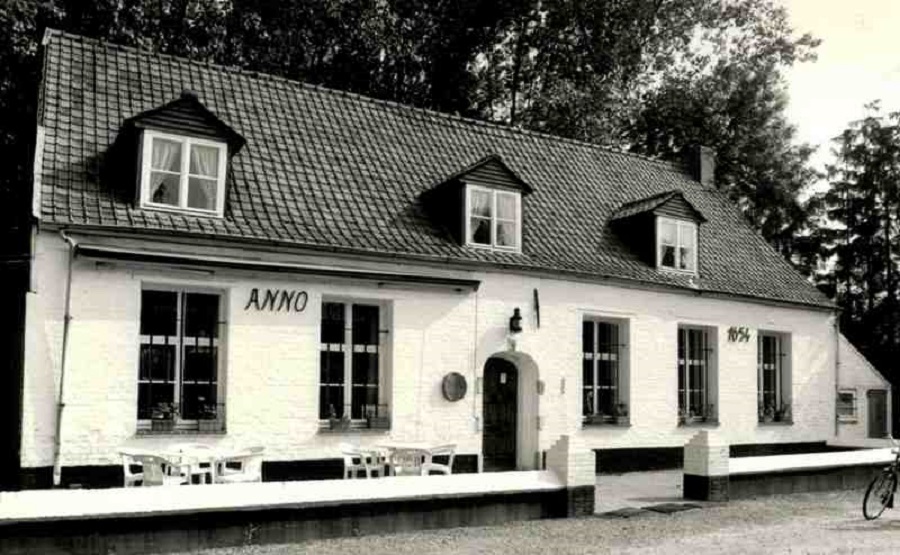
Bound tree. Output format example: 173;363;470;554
815;104;900;373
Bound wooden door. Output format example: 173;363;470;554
868;389;888;439
482;358;518;472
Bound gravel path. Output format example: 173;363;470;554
166;490;900;554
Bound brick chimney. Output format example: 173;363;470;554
687;145;716;187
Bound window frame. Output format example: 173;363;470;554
837;389;858;422
464;184;522;252
757;331;792;424
581;317;629;425
318;299;392;429
139;129;228;217
677;325;717;425
136;285;227;433
656;217;698;274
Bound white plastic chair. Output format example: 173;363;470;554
215;446;264;484
422;444;457;476
389;448;428;476
133;454;189;487
119;451;144;487
341;443;370;479
171;443;216;484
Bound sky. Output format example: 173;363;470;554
784;0;900;177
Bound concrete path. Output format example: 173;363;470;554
595;469;693;513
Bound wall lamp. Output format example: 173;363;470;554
508;307;523;350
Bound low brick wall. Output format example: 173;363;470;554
729;464;883;499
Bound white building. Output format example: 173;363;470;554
11;30;889;489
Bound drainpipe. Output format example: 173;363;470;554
834;312;841;438
52;230;77;487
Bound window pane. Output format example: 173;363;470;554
352;305;379;346
679;246;694;271
497;193;516;220
151;138;181;172
679;225;696;271
181;383;217;420
470;218;491;244
470;190;492;218
582;321;594;353
188;177;217;210
184;293;219;338
140;291;177;336
138;383;175;420
496;220;516;247
190;145;219;177
183;345;216;382
598;360;614;386
583;388;594;416
659;220;676;245
320;385;344;420
661;245;676;268
319;350;345;419
140;344;176;381
150;172;180;205
321;302;345;343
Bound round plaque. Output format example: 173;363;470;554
442;372;468;402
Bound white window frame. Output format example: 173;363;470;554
837;389;858;422
656;217;697;273
139;129;228;217
464;185;521;252
582;317;629;424
318;299;391;426
677;325;717;424
137;285;226;431
757;331;792;423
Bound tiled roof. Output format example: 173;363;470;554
36;30;832;309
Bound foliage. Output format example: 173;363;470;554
813;104;900;373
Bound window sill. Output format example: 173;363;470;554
758;420;793;427
135;428;227;437
837;417;858;424
678;420;719;428
583;417;630;428
317;426;391;435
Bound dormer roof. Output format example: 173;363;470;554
124;90;246;154
434;154;534;195
610;190;706;223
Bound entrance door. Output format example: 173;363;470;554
868;389;888;439
483;358;518;472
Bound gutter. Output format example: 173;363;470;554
52;230;77;487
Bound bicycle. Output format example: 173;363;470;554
862;437;900;520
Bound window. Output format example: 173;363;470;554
466;186;521;250
138;289;224;431
320;301;390;428
657;218;697;272
140;130;227;215
758;332;791;423
678;326;716;424
837;390;858;421
582;319;629;424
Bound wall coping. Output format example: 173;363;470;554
0;471;563;525
729;448;895;476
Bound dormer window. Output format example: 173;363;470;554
657;217;697;272
140;130;227;215
466;186;521;250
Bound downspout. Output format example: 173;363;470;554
834;312;840;438
52;230;77;487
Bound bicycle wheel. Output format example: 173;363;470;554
863;470;896;520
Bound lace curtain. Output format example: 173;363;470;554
150;140;180;203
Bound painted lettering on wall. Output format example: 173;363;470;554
245;288;309;312
727;326;751;343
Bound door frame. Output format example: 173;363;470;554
481;351;540;471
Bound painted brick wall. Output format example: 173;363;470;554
22;231;837;471
836;334;892;445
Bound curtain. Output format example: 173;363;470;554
470;191;491;217
150;140;180;203
190;145;218;177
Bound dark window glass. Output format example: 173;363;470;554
140;291;177;335
137;383;175;420
321;302;345;343
139;344;176;381
183;345;216;382
471;218;491;244
352;305;379;345
184;293;219;338
181;384;217;420
582;321;594;354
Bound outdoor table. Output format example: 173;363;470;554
376;442;438;476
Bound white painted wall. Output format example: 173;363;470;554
836;334;892;445
22;231;839;471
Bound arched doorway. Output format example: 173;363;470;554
482;351;540;471
483;358;518;471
